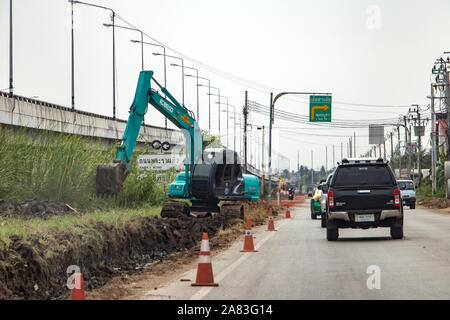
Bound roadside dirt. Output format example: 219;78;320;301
420;197;450;209
0;197;299;300
87;195;306;300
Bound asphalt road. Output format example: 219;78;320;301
140;203;450;300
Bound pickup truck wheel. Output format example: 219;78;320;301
321;211;326;228
311;212;317;220
327;227;338;241
410;202;415;209
391;226;403;239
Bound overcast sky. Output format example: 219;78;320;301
1;0;449;171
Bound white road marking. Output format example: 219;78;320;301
189;218;290;300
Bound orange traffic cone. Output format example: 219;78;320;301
267;207;277;231
192;233;219;287
285;203;291;219
241;218;258;252
71;273;86;300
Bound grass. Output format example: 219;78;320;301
0;126;170;210
0;126;174;250
0;206;162;250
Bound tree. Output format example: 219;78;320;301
202;130;222;150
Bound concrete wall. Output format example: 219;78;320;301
0;91;184;153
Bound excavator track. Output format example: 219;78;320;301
220;203;244;219
160;201;191;219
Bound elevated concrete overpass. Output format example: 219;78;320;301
0;91;184;152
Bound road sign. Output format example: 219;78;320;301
310;96;332;122
414;126;425;137
369;125;384;145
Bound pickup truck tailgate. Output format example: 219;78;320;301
334;187;395;210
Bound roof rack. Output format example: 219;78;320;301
339;158;387;165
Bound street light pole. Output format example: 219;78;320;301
71;0;74;110
209;88;221;138
9;0;13;97
133;40;168;128
177;66;200;120
158;54;184;105
70;1;116;118
196;77;211;132
105;24;144;70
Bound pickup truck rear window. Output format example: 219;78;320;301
333;165;394;187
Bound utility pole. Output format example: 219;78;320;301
311;150;314;184
403;116;411;179
431;84;437;194
243;91;248;173
390;132;394;172
340;142;343;161
397;126;401;178
261;126;266;194
349;137;352;158
410;105;423;187
333;144;335;169
409;123;413;180
325;146;328;172
383;138;387;160
354;132;356;157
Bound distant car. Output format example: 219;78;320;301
310;188;322;219
320;173;333;228
397;180;416;209
323;158;404;241
307;184;316;197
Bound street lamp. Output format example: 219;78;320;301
69;0;117;119
132;40;168;128
153;53;184;105
104;24;144;71
224;104;236;151
173;65;199;121
9;0;13;98
196;78;211;132
208;87;221;137
217;97;230;148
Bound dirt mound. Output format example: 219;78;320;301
420;197;449;209
0;199;72;220
0;211;241;300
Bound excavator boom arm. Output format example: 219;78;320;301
96;70;202;196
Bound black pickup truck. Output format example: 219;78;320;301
322;158;403;241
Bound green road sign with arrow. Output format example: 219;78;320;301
310;96;332;122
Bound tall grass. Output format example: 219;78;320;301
0;127;168;209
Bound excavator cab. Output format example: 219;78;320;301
189;149;246;201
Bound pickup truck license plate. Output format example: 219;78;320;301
355;214;375;222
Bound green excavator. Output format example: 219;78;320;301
96;70;260;218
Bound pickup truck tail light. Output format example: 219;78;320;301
328;190;335;209
394;188;401;207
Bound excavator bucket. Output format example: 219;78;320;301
96;163;129;197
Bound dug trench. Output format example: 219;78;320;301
0;199;287;300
